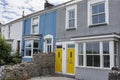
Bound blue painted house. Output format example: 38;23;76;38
21;2;56;62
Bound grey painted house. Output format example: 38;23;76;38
55;0;120;80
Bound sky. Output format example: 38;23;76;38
0;0;70;24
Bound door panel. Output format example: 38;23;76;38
55;49;62;72
67;48;75;74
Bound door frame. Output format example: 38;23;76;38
56;41;76;75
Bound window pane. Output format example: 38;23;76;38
78;43;83;54
99;13;105;23
47;45;51;53
92;15;99;24
34;41;39;48
103;55;110;67
32;17;38;24
93;42;99;54
69;19;75;27
47;39;51;44
69;10;75;19
33;49;39;54
99;3;105;13
32;24;39;34
26;49;31;56
94;55;100;67
92;5;98;14
68;44;75;48
86;42;92;54
78;55;83;66
26;41;32;47
87;55;92;66
103;41;109;54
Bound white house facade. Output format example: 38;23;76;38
1;19;23;54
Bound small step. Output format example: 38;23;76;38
55;73;75;79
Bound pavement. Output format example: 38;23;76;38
28;77;75;80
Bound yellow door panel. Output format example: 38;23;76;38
55;49;62;72
67;48;75;74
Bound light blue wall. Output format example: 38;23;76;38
21;18;31;62
40;11;56;51
21;11;56;62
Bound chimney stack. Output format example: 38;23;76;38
44;0;54;9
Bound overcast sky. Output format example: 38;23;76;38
0;0;70;24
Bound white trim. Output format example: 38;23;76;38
110;41;114;69
43;34;53;53
83;42;86;67
77;41;114;69
87;0;109;26
24;36;40;40
100;42;103;68
31;16;39;35
66;4;77;29
71;34;120;41
56;41;75;74
75;43;78;67
24;40;33;57
24;40;39;57
65;0;82;6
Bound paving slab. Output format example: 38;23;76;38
28;77;75;80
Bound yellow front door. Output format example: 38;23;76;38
67;48;75;74
55;49;62;72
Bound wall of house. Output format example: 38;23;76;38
56;0;120;80
75;67;110;80
22;10;56;62
56;0;120;41
40;11;56;52
1;21;23;54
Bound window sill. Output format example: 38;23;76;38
30;33;42;36
89;23;107;27
76;66;110;70
23;56;32;58
66;27;76;31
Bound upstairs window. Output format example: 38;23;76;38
68;9;75;28
91;2;105;24
8;25;11;38
66;5;77;29
31;16;39;34
88;0;109;26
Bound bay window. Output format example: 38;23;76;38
78;41;113;68
86;42;100;67
24;40;39;57
78;43;84;66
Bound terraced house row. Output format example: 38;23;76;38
0;0;120;80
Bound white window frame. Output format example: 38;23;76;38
31;16;39;34
44;34;53;53
8;25;11;38
88;0;109;26
66;5;77;29
77;41;114;69
24;40;39;58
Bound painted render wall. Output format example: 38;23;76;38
56;0;120;41
56;0;120;80
22;11;56;62
1;21;23;54
40;11;56;52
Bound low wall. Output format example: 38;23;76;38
1;53;55;80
